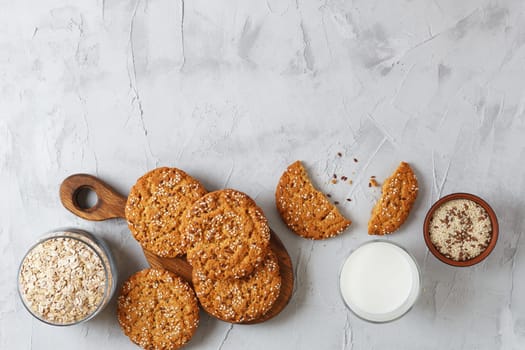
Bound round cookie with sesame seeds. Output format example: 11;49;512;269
275;160;352;239
192;250;281;323
117;268;199;350
125;167;207;258
368;161;418;235
181;189;271;280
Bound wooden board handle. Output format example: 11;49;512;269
60;174;127;221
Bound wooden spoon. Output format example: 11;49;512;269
59;174;294;324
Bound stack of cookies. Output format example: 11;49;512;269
182;189;281;323
118;167;282;349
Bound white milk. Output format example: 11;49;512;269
339;240;420;322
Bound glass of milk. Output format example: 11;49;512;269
339;240;420;323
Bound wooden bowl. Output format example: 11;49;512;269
423;193;499;267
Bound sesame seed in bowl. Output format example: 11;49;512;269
423;193;499;267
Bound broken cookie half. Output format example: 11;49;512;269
275;160;352;239
368;162;418;235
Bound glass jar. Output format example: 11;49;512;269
17;228;117;326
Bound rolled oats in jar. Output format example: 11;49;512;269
17;229;117;326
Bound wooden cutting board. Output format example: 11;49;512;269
59;174;293;324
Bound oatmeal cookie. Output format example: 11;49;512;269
192;251;281;323
368;162;418;235
117;268;199;350
275;161;351;239
182;189;271;279
125;167;207;258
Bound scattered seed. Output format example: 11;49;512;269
337;152;342;157
346;198;352;202
353;158;358;163
334;201;339;205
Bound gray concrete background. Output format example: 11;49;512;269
1;0;525;349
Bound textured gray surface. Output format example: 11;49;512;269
1;0;525;349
